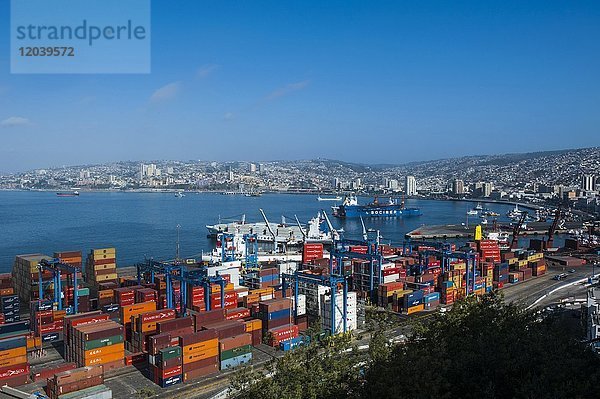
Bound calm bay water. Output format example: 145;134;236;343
0;191;520;272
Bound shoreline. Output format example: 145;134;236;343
0;188;546;211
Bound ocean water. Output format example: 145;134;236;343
0;191;520;271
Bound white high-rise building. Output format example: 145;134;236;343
249;163;257;173
581;174;595;191
405;175;417;196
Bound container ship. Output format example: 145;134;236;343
331;196;422;218
56;191;79;197
206;211;337;246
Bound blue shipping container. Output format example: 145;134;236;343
220;353;252;370
424;293;440;303
0;336;26;351
280;336;304;351
268;309;291;321
159;375;182;388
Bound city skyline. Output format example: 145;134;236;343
1;1;599;172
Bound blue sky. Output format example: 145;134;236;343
0;0;599;173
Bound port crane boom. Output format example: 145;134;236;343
546;207;561;249
510;211;528;250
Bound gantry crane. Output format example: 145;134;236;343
281;271;349;335
37;258;80;313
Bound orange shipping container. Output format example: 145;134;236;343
99;290;114;299
182;338;218;356
244;319;262;332
84;343;125;359
406;304;424;315
0;347;26;361
84;350;124;366
0;288;14;296
182;347;219;364
27;336;42;350
0;355;28;368
120;301;157;323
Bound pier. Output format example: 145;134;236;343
405;221;585;240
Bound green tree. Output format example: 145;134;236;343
363;293;600;399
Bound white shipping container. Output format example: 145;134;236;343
380;262;396;270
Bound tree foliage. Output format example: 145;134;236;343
364;293;600;399
230;294;600;399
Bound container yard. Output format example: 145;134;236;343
0;227;596;399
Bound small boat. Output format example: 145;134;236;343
317;195;343;202
507;204;523;219
57;191;79;197
474;203;483;211
175;191;185;198
466;209;478;216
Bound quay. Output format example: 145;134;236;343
405;221;585;240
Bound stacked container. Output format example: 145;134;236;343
243;319;262;346
186;285;206;312
46;365;104;399
266;324;299;347
119;301;156;340
258;298;293;332
242;287;274;307
321;291;357;333
151;346;182;387
179;329;219;381
302;243;324;264
54;251;84;311
12;254;53;302
0;336;29;387
0;294;20;325
85;248;118;289
219;333;252;370
64;312;110;363
130;308;176;353
72;320;124;371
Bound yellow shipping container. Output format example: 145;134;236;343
0;355;28;368
92;248;116;257
95;273;118;281
507;258;518;265
93;263;117;271
0;347;26;361
406;304;424;315
453;263;466;270
244;319;262;332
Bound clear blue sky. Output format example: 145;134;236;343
0;0;599;173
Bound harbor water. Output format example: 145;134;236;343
0;191;525;271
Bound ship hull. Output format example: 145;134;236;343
333;205;421;218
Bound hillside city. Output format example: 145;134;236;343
0;147;599;216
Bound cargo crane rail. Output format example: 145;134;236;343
37;258;80;314
281;271;349;335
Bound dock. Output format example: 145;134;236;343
405;221;584;240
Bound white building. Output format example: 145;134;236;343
581;174;595;191
405;176;417;196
